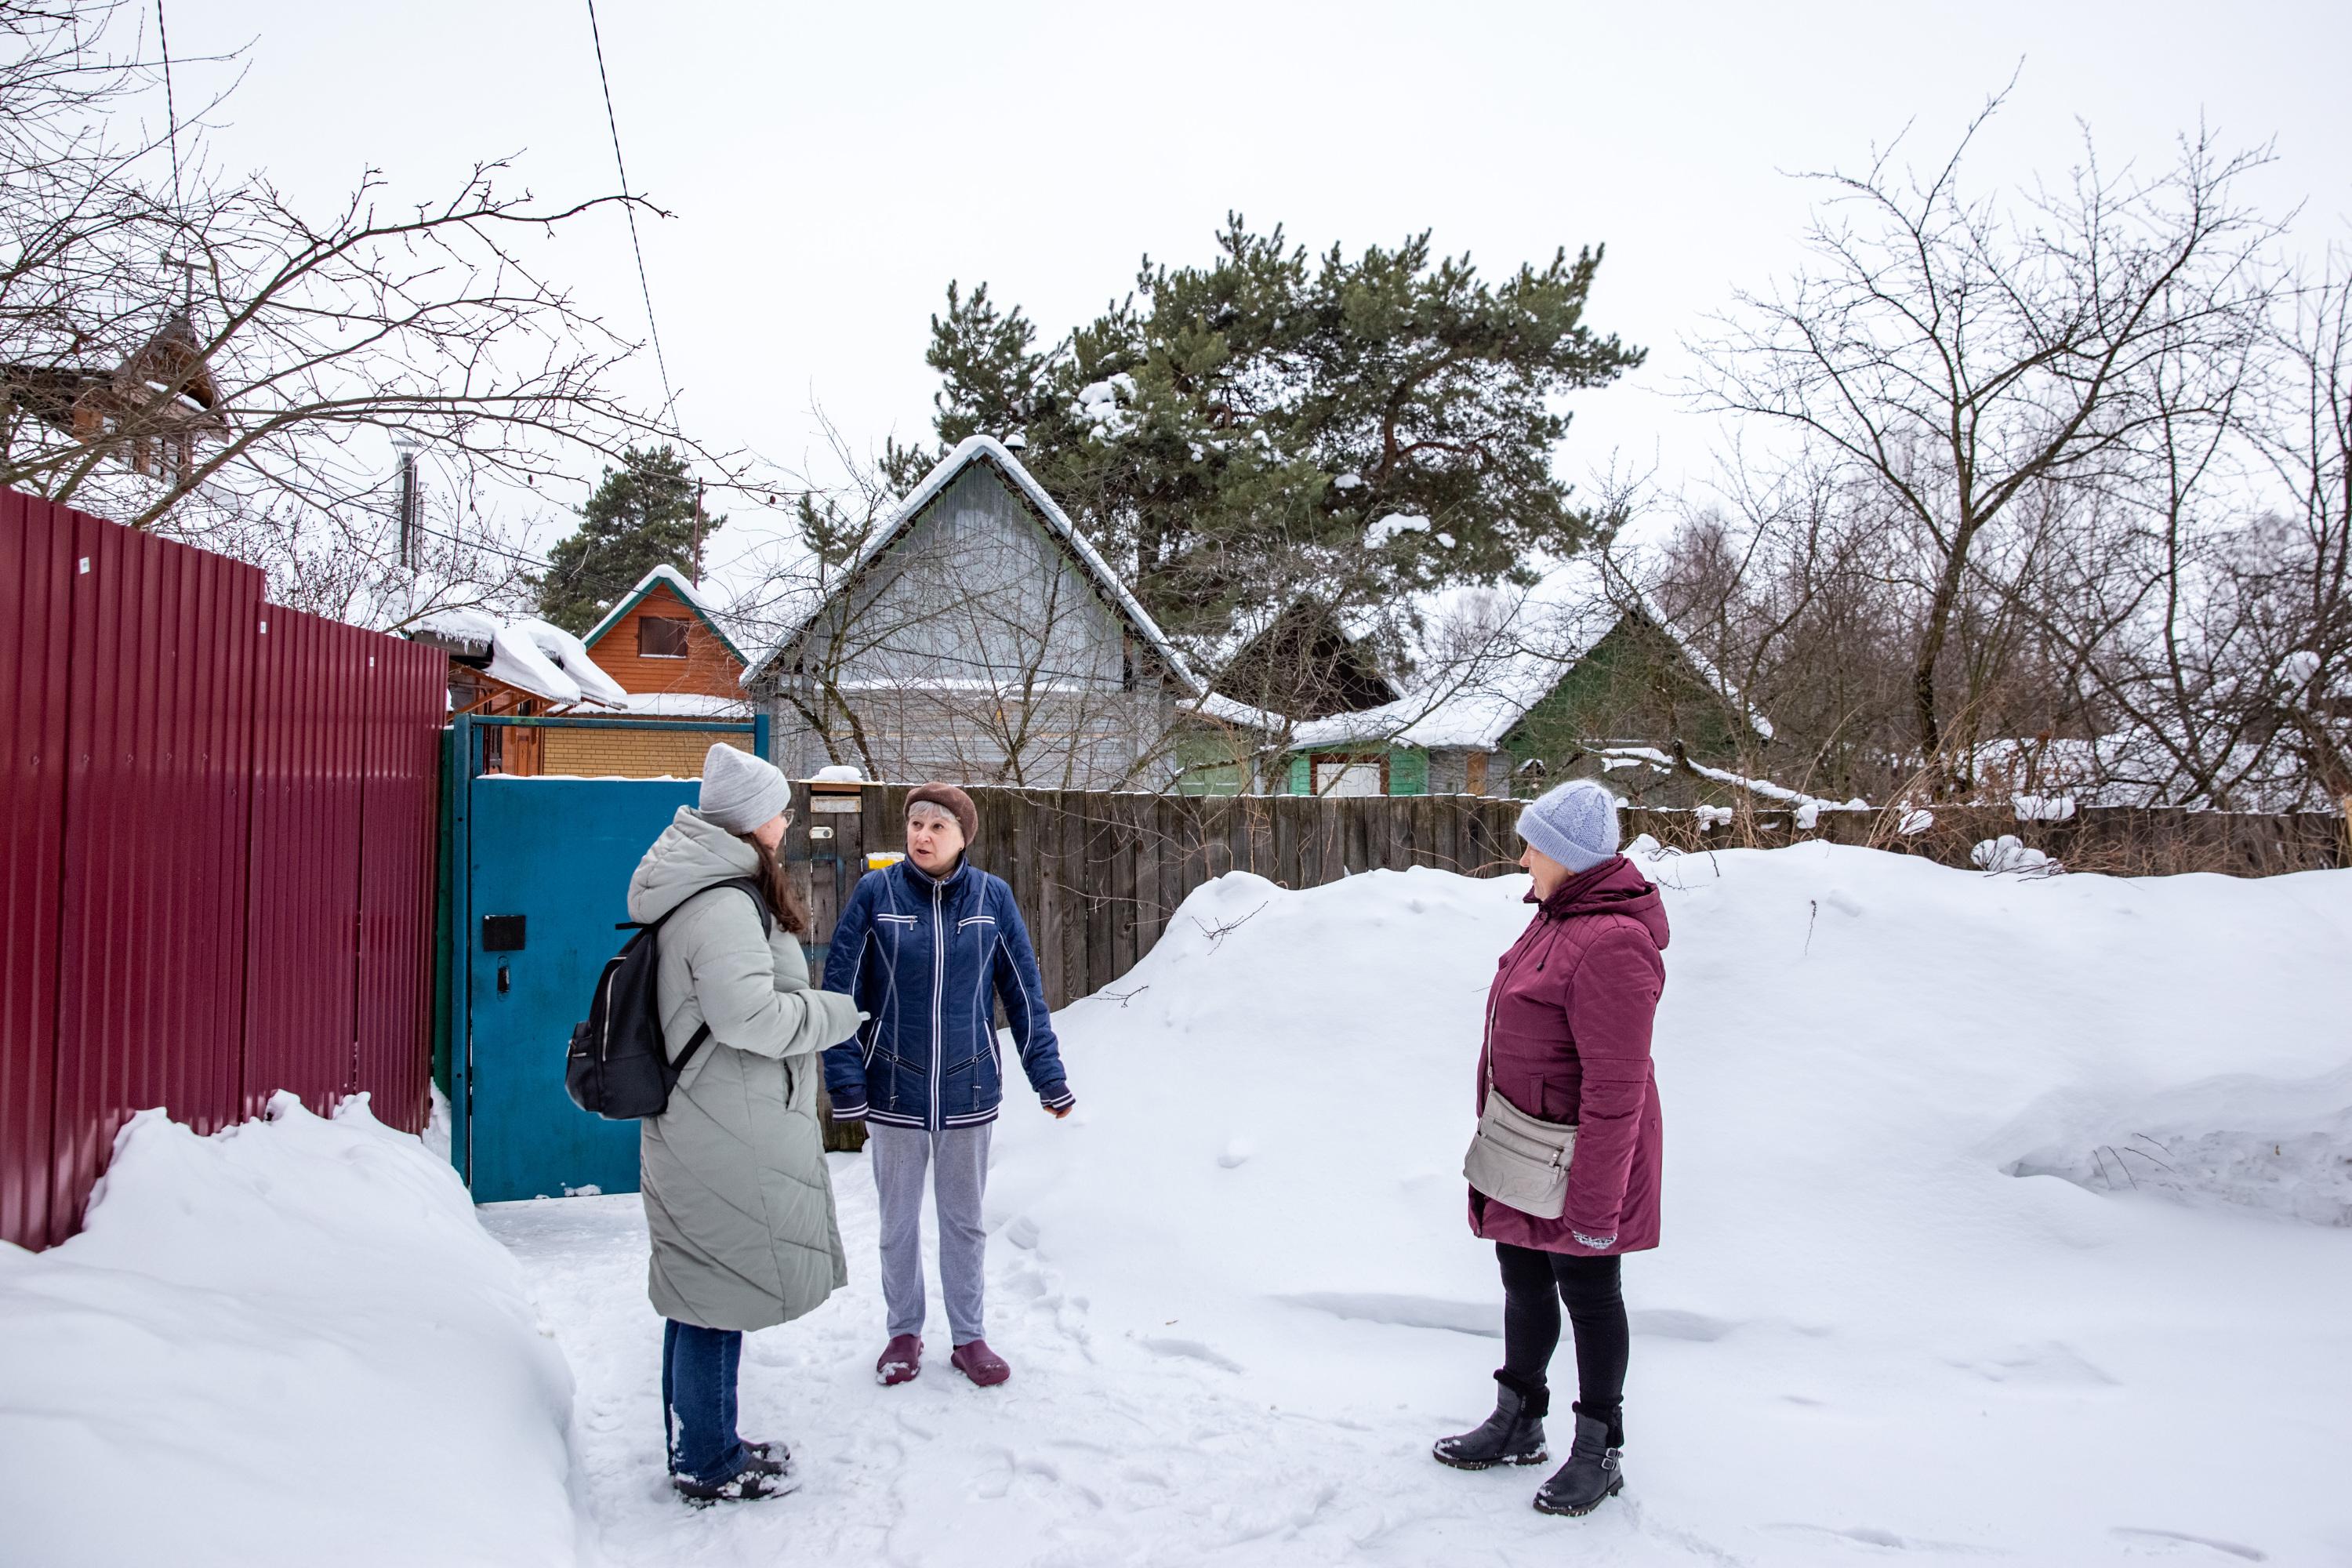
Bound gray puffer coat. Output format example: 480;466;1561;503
629;807;864;1331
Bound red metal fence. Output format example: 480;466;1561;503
0;488;444;1250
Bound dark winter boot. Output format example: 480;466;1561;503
1432;1373;1549;1470
744;1439;793;1474
1532;1407;1624;1516
672;1449;799;1507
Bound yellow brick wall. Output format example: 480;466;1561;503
541;728;750;779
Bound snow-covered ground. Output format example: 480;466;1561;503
491;844;2352;1566
7;844;2350;1565
0;1094;576;1567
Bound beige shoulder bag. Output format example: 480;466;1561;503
1462;1037;1577;1220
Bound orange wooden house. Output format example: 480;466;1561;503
581;564;750;703
563;565;757;777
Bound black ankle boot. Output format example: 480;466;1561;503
1532;1407;1623;1516
672;1447;799;1506
1432;1373;1549;1469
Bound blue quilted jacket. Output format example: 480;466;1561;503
820;857;1071;1130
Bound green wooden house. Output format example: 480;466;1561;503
1183;562;1771;799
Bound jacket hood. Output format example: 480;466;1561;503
1530;853;1670;950
629;806;761;924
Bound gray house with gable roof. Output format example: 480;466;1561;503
742;436;1203;787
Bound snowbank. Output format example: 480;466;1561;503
971;848;2352;1564
0;1094;575;1568
32;848;2347;1566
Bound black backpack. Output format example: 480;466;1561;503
564;878;773;1120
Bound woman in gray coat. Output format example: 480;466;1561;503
628;744;865;1505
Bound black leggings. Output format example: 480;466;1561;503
1497;1242;1628;1439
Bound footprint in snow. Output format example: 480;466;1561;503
1769;1522;1994;1554
1136;1334;1245;1374
2110;1526;2267;1561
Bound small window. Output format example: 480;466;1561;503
638;616;690;658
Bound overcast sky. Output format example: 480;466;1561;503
169;1;2350;593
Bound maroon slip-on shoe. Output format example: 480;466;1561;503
876;1334;924;1386
950;1338;1011;1388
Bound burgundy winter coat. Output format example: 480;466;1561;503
1468;855;1668;1256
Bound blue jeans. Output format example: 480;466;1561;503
662;1319;746;1485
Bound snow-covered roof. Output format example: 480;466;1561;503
1182;690;1297;731
490;619;629;709
408;608;629;710
1198;590;1389;674
582;564;752;666
742;436;1203;696
1276;557;1773;753
408;605;499;659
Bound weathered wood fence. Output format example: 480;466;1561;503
788;783;2347;1014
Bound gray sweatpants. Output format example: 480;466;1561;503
868;1122;992;1345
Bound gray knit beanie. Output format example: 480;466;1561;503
1515;778;1621;873
697;743;789;833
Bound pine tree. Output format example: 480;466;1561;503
910;217;1645;648
536;445;716;633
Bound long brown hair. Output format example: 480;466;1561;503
739;833;811;936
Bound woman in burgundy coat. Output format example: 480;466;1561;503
1433;778;1667;1519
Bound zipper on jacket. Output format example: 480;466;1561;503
1480;923;1548;1099
930;877;945;1132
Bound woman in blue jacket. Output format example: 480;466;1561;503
822;782;1074;1388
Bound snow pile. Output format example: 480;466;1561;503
2009;1065;2352;1227
1972;832;2063;875
960;850;2352;1564
620;691;753;718
0;1093;575;1568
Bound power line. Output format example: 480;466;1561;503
155;0;183;215
583;0;677;428
413;514;552;571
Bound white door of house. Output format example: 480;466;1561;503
1314;758;1385;797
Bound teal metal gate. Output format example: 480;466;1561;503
441;713;766;1201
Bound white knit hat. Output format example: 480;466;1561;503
698;743;789;833
1515;778;1621;873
